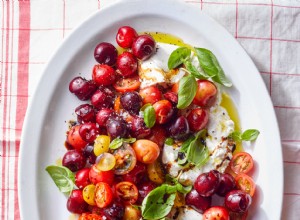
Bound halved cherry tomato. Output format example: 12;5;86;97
82;184;96;206
113;144;137;175
235;173;256;197
147;160;165;184
132;140;160;164
78;213;103;220
230;152;254;175
123;205;141;220
203;206;230;220
113;75;141;93
115;181;139;205
95;182;114;208
89;165;114;185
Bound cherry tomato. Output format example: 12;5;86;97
139;86;162;104
89;164;114;185
95;182;114;208
147;160;165;184
202;206;230;220
82;184;96;206
230;152;254;175
94;135;110;156
116;26;138;48
75;168;91;189
153;100;174;124
78;213;103;220
187;108;209;132
235;173;256;196
132;140;160;164
92;64;116;86
193;80;218;108
123;205;141;220
113;144;137;175
123;162;147;184
115;181;139;205
146;125;167;148
95;152;116;171
113;75;141;93
67;125;88;151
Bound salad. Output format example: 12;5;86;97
46;26;259;220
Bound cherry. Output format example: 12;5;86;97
116;26;138;48
82;144;97;164
62;150;86;172
137;181;157;204
216;173;236;197
225;190;252;213
94;42;117;66
194;170;220;197
193;80;218;108
106;116;128;139
92;64;116;86
120;91;142;115
132;35;156;60
128;116;151;139
75;167;90;189
79;122;99;143
96;108;114;127
187;108;209;132
75;104;95;124
163;91;178;105
116;52;138;77
91;87;115;109
69;77;97;101
67;189;88;214
185;189;211;213
168;116;190;140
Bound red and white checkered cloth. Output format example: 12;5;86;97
1;0;299;219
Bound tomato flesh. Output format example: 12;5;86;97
95;182;114;208
113;75;141;93
115;181;139;205
230;152;254;174
235;173;256;197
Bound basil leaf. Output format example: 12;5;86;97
186;130;209;167
241;129;260;141
195;47;232;87
109;137;124;149
142;184;177;219
45;165;75;194
168;47;191;70
230;131;242;141
177;75;197;109
143;105;156;128
165;137;174;145
184;60;209;79
141;103;152;111
180;135;195;153
176;183;192;194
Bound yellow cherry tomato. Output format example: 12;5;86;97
94;135;110;156
147;160;165;184
82;184;96;206
96;153;116;171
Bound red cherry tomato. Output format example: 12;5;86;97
117;52;138;77
113;75;141;93
94;182;114;208
187;108;209;132
153;100;174;124
115;181;139;205
112;144;137;175
78;213;103;220
67;125;88;151
116;26;138;48
132;140;160;164
146;125;167;148
202;206;230;220
230;152;254;175
92;64;116;86
235;173;256;197
75;168;91;189
89;165;114;185
193;80;218;108
139;86;162;104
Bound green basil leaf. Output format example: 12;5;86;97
177;75;197;109
45;165;75;194
165;137;174;145
184;60;209;79
230;131;242;141
186;130;209;167
122;137;137;144
143;105;156;128
168;47;191;70
109;137;124;149
142;184;177;219
195;47;232;87
180;135;195;153
141;103;152;111
176;183;192;194
241;129;260;141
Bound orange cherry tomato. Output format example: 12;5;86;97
235;173;256;197
94;182;114;208
78;213;103;220
115;181;139;205
113;75;141;93
132;140;160;164
230;152;254;175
